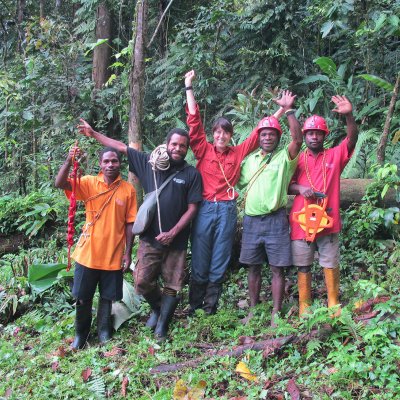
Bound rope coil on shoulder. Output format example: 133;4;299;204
149;144;170;171
148;144;171;234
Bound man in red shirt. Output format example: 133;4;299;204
289;96;358;317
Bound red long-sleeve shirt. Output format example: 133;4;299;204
186;105;259;201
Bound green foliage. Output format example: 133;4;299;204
0;187;68;237
27;263;73;294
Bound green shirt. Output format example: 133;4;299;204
238;147;298;216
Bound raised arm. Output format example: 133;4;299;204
77;119;127;155
185;70;197;115
331;95;358;153
55;146;81;190
274;90;302;160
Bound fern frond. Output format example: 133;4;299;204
88;373;106;399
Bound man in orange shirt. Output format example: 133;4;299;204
55;146;137;349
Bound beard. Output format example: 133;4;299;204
167;150;186;166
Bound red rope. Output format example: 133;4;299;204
67;151;80;271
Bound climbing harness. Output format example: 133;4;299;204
67;143;81;271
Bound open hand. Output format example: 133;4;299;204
77;118;95;137
332;95;353;115
274;90;296;111
185;70;196;87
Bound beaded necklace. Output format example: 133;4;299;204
304;149;327;194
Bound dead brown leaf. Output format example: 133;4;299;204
323;385;334;395
148;346;155;356
262;345;275;358
65;337;73;345
263;380;274;389
327;367;338;374
53;346;67;358
270;393;284;400
286;378;300;400
81;367;92;382
238;336;254;345
354;311;379;321
354;296;391;314
237;299;249;309
173;379;188;399
4;388;12;398
51;361;59;372
121;376;129;397
187;380;206;399
103;346;126;357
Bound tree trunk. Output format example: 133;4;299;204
127;0;148;188
150;327;333;374
286;179;398;210
39;0;45;19
148;0;173;52
16;0;26;52
92;3;112;89
377;73;400;165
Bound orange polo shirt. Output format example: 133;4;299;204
66;173;137;270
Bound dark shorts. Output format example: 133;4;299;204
72;262;123;301
134;239;187;295
239;208;292;267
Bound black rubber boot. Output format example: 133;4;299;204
143;289;162;330
203;282;222;315
97;298;112;344
154;294;179;342
188;280;207;315
72;301;92;350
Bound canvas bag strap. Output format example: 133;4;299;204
152;168;181;232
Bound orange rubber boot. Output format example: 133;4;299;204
298;271;312;317
323;267;341;317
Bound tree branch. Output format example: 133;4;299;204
377;73;400;165
147;0;174;48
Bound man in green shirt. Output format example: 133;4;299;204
238;91;302;326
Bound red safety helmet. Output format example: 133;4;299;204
256;116;282;136
302;115;329;135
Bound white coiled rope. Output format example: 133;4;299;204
148;144;170;234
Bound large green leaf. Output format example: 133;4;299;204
112;302;134;331
121;279;141;313
28;263;73;294
111;280;142;330
314;57;337;78
297;75;330;85
321;21;334;38
357;74;394;91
